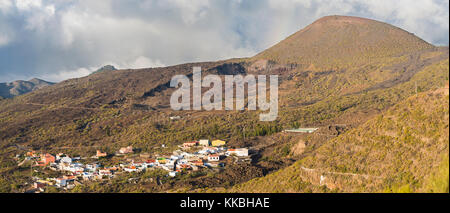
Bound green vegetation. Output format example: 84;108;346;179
421;155;449;193
0;15;448;193
231;89;449;193
70;169;171;193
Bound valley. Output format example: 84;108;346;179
0;15;448;193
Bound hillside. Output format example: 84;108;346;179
229;87;449;193
0;16;448;192
255;15;434;67
0;78;54;99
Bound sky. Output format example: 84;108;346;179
0;0;448;83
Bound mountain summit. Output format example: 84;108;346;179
91;65;118;75
0;78;54;98
255;15;434;65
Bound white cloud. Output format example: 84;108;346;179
0;34;9;46
358;0;449;45
126;56;165;69
268;0;313;11
24;4;56;31
15;0;42;11
36;56;167;82
0;0;13;13
176;0;210;24
40;67;94;82
59;9;159;48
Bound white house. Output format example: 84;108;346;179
170;116;181;120
55;153;64;161
197;149;208;155
178;159;188;165
199;139;210;146
55;178;67;187
82;172;94;180
60;156;72;164
86;164;100;172
169;171;178;177
124;167;138;173
161;164;174;171
201;147;218;154
170;155;183;160
66;164;84;173
99;169;114;177
208;154;220;162
55;177;74;187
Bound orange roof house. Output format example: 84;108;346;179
192;160;204;166
183;141;199;148
96;150;107;158
40;154;55;165
26;151;37;157
146;159;156;163
180;164;189;168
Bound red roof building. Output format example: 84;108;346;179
40;153;55;165
183;141;199;148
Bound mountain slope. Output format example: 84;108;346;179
255;15;434;67
230;86;449;193
0;78;54;99
249;15;446;111
0;16;448;193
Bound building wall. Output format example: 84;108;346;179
211;140;226;146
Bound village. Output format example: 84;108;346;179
16;139;251;193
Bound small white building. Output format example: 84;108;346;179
178;159;188;165
55;153;65;161
55;177;74;187
99;169;113;176
55;178;67;187
60;156;72;164
124;167;138;173
226;148;249;157
86;164;100;172
197;149;209;155
161;164;174;171
208;154;220;162
82;172;94;180
119;146;134;154
169;116;181;120
201;147;218;154
170;155;183;160
199;139;210;146
169;171;178;177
